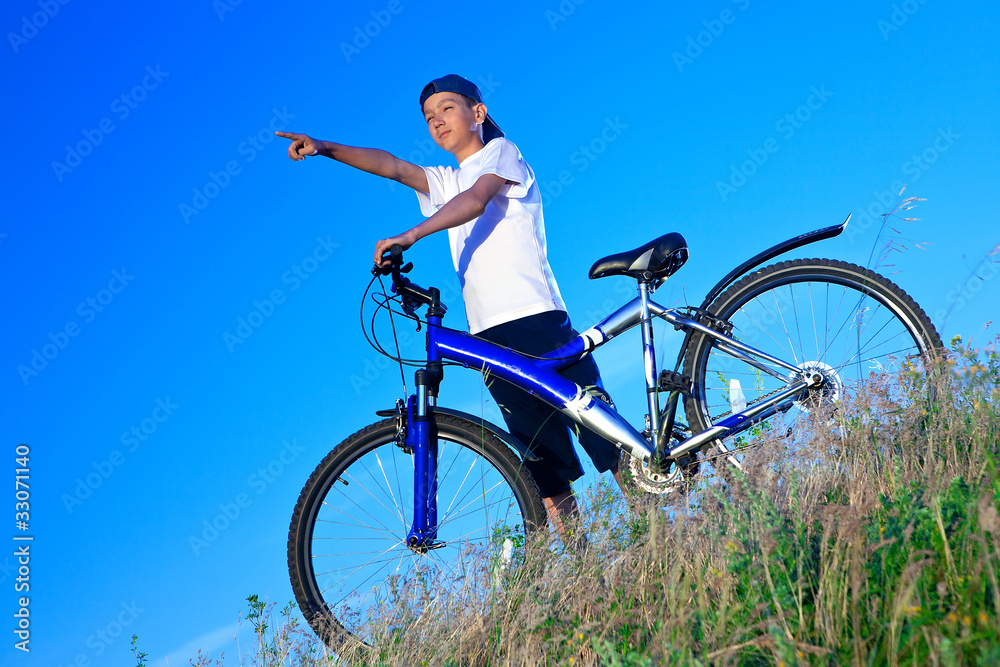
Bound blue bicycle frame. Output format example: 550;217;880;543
398;276;819;548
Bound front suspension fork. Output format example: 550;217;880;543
405;369;439;550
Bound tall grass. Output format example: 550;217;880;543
160;336;1000;666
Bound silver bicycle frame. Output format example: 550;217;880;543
560;287;816;462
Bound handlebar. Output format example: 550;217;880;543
371;243;410;278
372;245;444;317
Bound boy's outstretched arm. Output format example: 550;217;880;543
373;173;507;264
275;131;429;193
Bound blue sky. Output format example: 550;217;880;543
3;0;998;664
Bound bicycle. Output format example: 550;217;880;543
287;215;942;656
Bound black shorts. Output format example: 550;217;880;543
477;310;620;497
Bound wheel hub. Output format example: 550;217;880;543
791;361;843;412
405;530;449;554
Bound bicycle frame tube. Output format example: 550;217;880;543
431;326;655;462
667;379;811;459
651;306;803;377
644;302;818;458
405;305;658;546
405;295;814;544
638;283;662;442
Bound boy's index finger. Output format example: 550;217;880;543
274;131;298;139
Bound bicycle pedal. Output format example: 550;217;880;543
657;370;692;395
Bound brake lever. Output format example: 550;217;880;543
373;245;423;330
393;287;422;330
384;274;422;325
370;260;410;278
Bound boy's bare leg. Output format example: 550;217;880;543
544;463;635;532
610;460;640;515
542;488;579;536
543;488;591;554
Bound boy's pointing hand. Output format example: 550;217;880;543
276;131;321;161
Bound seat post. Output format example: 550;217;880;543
638;280;661;442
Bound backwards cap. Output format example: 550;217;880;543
419;74;504;144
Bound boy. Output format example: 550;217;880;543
277;74;627;534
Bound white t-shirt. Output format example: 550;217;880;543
416;138;566;334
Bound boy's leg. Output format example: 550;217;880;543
609;458;639;514
482;380;583;538
542;487;579;536
556;343;641;513
477;312;589;536
483;372;586;535
478;310;632;533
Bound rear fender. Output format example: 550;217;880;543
668;215;851;372
698;215;850;310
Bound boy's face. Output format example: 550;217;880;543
422;92;487;157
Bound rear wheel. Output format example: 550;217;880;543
288;414;545;657
683;259;941;476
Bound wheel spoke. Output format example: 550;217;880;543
317;542;409;599
373;449;409;531
289;420;541;651
685;260;939;479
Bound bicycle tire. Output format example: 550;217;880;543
287;413;546;657
682;258;942;474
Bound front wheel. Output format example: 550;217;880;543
287;413;545;658
683;258;942;475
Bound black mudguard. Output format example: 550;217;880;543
697;215;850;310
670;214;851;372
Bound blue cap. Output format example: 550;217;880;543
419;74;504;143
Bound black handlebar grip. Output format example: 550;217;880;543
373;244;404;276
